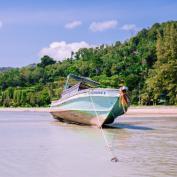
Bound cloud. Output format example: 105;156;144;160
39;41;94;61
65;20;82;29
89;20;118;32
121;24;140;32
0;21;3;28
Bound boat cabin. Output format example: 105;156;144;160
61;74;100;99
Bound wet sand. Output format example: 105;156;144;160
0;110;177;177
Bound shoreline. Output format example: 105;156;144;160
0;106;177;117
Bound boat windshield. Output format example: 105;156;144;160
64;74;100;90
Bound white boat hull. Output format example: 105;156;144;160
50;88;126;127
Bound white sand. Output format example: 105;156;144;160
0;106;176;117
124;106;177;117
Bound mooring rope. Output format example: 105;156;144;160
89;89;118;162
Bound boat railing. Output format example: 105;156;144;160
61;83;80;99
61;88;119;100
51;87;120;106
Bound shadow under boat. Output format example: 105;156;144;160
103;123;154;130
53;117;154;130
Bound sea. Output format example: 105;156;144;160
0;111;177;177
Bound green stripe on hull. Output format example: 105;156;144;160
103;98;125;124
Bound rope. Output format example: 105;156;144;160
89;89;118;162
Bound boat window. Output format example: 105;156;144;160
78;82;91;90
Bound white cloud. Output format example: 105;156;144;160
89;20;118;32
0;21;3;28
39;41;94;61
121;24;140;32
65;20;82;29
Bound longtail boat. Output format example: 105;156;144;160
50;74;130;127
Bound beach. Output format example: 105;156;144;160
0;106;176;117
0;109;177;177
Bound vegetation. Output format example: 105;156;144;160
0;21;176;107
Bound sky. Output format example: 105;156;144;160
0;0;177;67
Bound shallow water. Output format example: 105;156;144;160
0;112;177;177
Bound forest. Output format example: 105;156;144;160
0;21;176;107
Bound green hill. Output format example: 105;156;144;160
0;21;176;107
0;67;14;72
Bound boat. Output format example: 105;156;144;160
50;74;130;127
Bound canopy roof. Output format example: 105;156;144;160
65;74;100;88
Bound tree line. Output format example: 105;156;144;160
0;21;176;107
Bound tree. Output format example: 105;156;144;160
143;22;177;104
38;55;56;67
